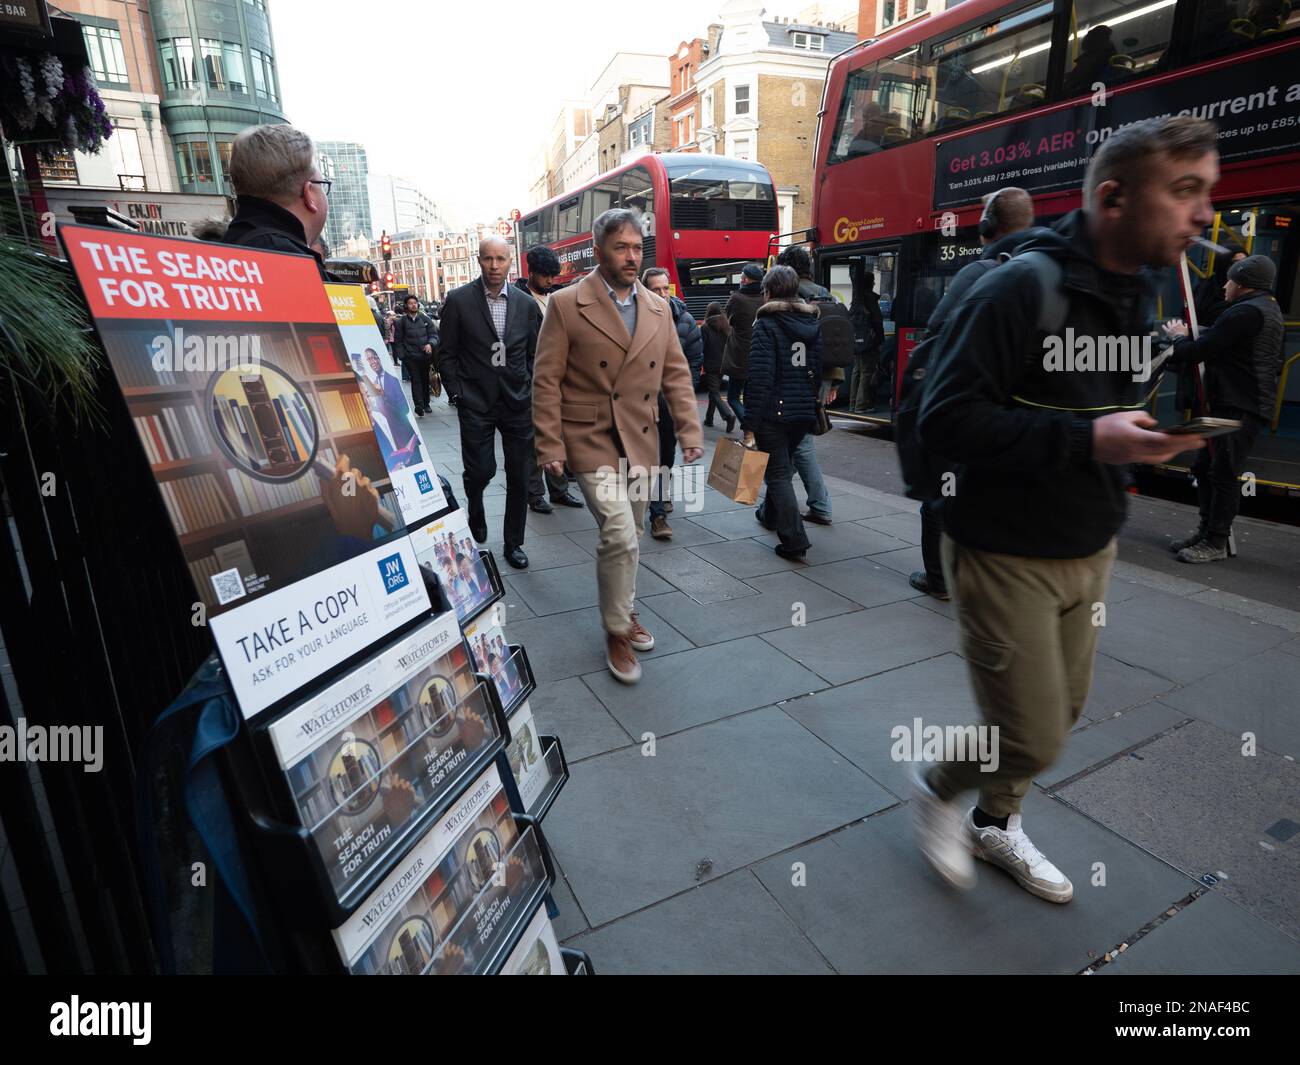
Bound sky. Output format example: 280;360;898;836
271;0;732;229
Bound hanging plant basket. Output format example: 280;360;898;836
0;48;114;158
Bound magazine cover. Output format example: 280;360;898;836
411;509;495;622
499;905;565;976
267;610;498;902
332;763;545;974
463;604;524;710
504;700;551;815
61;226;431;715
325;284;446;525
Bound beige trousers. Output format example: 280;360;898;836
574;468;650;636
933;533;1118;817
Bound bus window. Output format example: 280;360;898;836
589;176;619;223
1061;0;1175;96
619;166;656;230
664;158;778;228
539;204;558;245
557;194;582;239
1185;0;1300;62
929;2;1054;130
829;46;934;163
521;213;540;251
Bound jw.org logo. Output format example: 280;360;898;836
378;553;410;594
414;470;434;495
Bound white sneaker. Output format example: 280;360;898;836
909;766;975;890
964;810;1073;903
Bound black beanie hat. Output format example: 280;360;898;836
1227;254;1275;293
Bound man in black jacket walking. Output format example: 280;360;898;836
223;124;332;280
909;187;1037;601
1161;253;1285;562
911;116;1213;903
642;268;701;539
392;294;438;415
436;236;542;569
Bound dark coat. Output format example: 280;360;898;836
436;277;542;415
1171;291;1285;421
701;317;728;375
741;300;823;432
668;295;703;383
723;282;764;379
917;210;1158;559
222;196;329;281
393;310;438;362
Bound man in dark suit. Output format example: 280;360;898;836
436;236;541;569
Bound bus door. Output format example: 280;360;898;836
819;243;901;418
1152;200;1300;493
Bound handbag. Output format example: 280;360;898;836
430;372;442;399
810;402;832;436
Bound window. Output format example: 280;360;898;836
244;0;267;10
110;128;144;184
930;2;1054;130
38;150;78;183
702;88;714;124
618;166;655;224
538;205;558;244
223;43;247;93
829;45;935;162
159;38;197;90
176;141;214;185
881;0;898;29
731;135;752;161
734;84;751;115
589;177;619;222
1184;0;1298;64
557;195;582;238
628;112;653;149
83;25;129;86
792;32;826;50
1061;0;1175;96
250;49;278;102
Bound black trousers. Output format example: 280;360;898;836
458;403;533;549
406;356;432;410
1192;407;1262;540
528;446;570;501
703;371;735;424
919;496;946;585
755;420;810;552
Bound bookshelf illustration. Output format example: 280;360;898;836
104;319;397;609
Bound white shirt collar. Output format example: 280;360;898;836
602;277;637;307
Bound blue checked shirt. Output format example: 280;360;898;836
483;279;509;339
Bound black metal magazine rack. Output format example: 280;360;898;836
217;493;577;974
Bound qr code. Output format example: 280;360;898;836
211;567;247;605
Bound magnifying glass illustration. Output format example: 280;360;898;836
204;360;397;532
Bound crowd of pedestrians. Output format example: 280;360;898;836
212;116;1285;915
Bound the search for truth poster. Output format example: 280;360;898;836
61;226;430;716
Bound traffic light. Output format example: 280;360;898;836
385;272;394;288
381;232;392;262
369;280;380;293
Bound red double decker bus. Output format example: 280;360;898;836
811;0;1300;494
517;153;778;320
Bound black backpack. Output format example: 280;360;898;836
896;251;1067;501
810;296;857;369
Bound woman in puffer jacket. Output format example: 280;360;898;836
741;265;823;560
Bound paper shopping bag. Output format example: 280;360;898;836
707;437;769;505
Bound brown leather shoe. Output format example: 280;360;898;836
605;632;642;684
627;611;655;652
650;515;673;540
